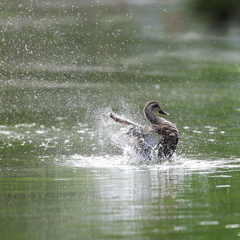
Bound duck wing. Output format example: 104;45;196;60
110;113;151;136
110;113;157;144
127;125;163;144
110;113;138;126
129;123;179;159
110;113;175;160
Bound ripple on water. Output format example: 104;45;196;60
199;221;219;226
225;224;240;229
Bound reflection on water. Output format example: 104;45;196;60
2;153;240;239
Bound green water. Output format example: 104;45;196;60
1;1;240;239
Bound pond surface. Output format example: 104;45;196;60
1;1;240;239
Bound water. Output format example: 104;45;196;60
1;1;240;239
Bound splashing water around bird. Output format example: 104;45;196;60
109;101;179;163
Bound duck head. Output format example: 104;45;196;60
144;101;169;124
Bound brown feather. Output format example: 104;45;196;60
110;101;179;160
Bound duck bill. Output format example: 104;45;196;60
159;110;170;116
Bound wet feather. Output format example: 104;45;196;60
110;101;179;160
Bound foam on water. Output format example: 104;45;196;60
60;153;240;175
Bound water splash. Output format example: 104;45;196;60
57;108;240;172
59;153;240;175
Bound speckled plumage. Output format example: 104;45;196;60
110;101;179;160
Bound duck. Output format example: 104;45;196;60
110;101;179;160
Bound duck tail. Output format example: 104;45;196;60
110;113;136;126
